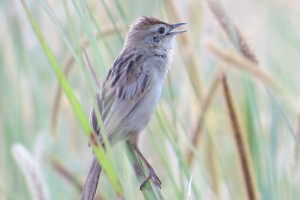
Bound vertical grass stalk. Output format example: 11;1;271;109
20;0;123;195
222;76;258;200
186;67;226;167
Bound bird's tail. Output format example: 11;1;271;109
81;157;102;200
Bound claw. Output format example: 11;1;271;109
129;141;162;190
139;168;162;190
140;176;151;190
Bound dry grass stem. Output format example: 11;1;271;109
186;67;226;167
205;0;260;199
51;54;74;137
208;139;220;199
206;0;258;64
207;41;277;89
50;157;83;192
82;45;101;88
222;76;258;200
293;113;300;172
50;157;105;200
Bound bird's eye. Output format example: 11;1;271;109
158;27;165;34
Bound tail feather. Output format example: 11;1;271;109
81;157;102;200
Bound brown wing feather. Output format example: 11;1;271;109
89;53;151;144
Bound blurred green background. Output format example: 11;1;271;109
1;0;300;199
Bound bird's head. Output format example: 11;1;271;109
124;16;186;52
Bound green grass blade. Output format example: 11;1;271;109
20;0;123;195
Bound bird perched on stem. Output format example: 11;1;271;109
81;16;186;200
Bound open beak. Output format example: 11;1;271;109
167;22;187;35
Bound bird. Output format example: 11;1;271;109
81;16;186;200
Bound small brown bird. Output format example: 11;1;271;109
81;16;186;200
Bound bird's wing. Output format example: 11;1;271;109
90;53;151;144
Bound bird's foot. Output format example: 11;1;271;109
140;167;161;190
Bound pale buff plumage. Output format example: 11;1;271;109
81;16;186;200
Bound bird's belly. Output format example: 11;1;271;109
122;80;163;138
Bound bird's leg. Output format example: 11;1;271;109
130;135;162;190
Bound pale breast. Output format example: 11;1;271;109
120;59;167;139
126;75;163;129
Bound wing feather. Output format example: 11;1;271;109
90;54;151;144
